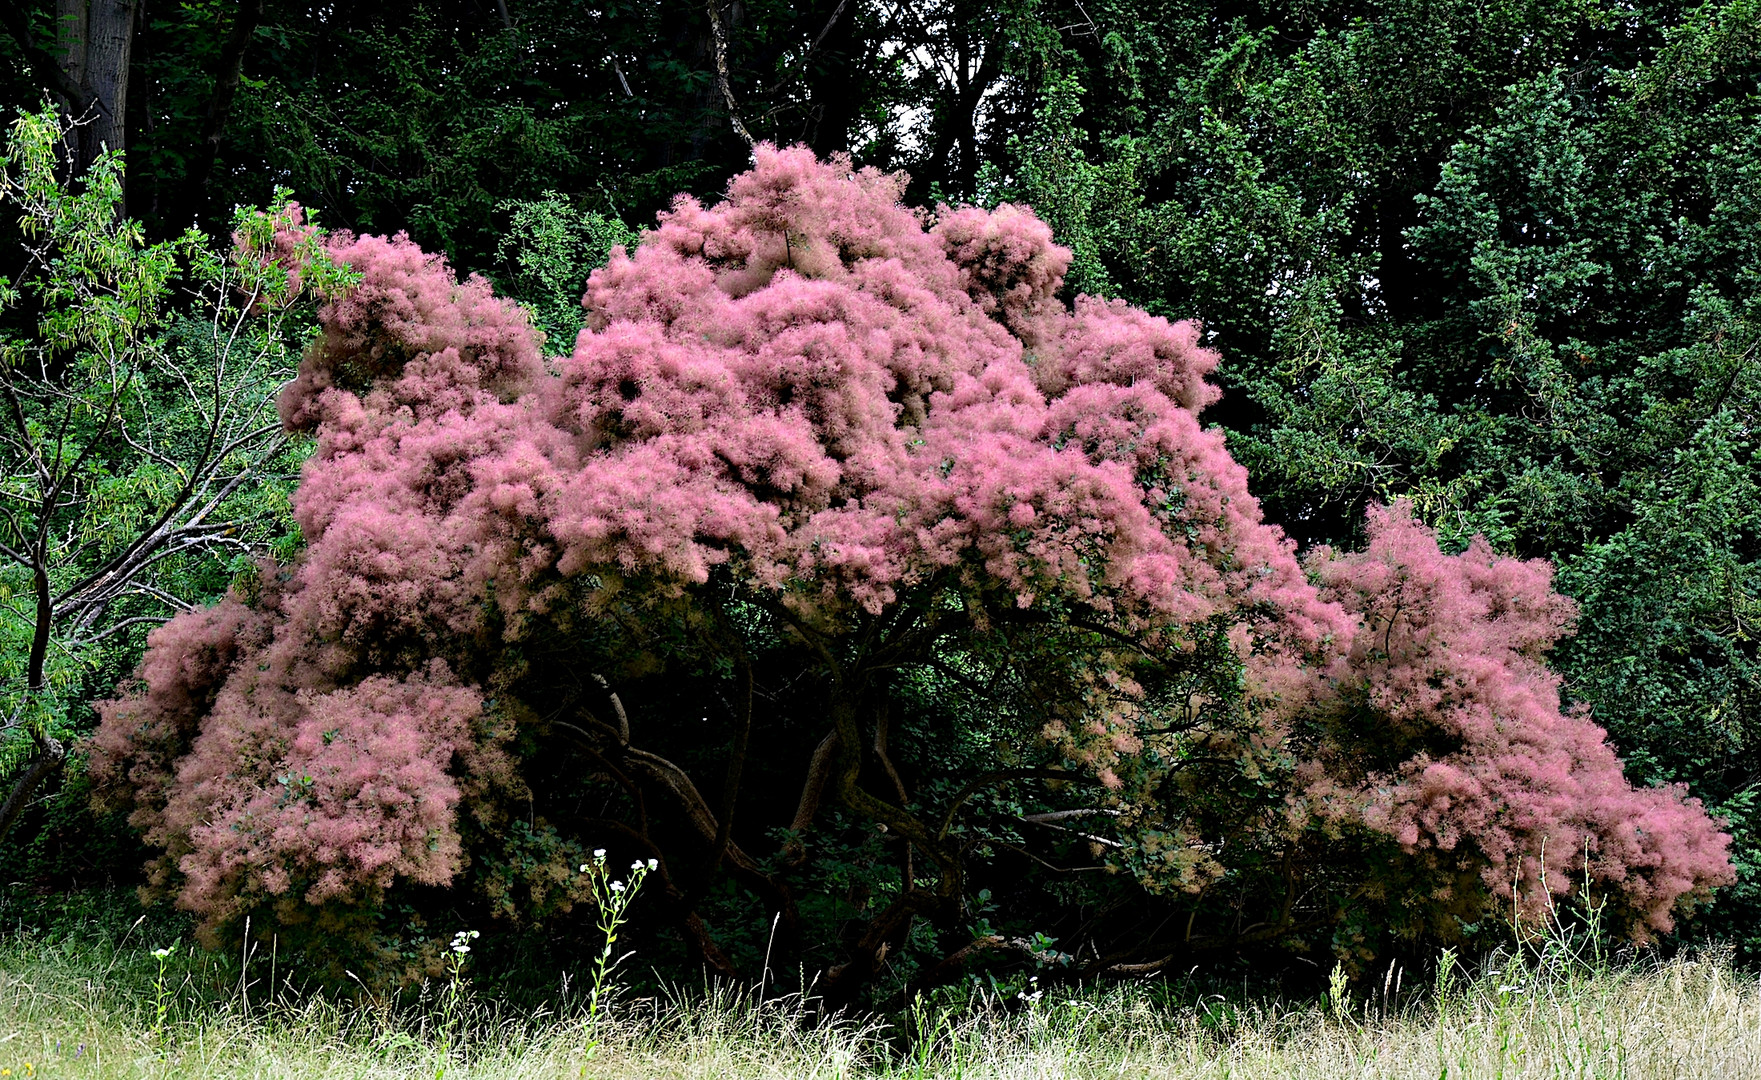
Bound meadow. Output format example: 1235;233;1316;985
1;896;1755;1080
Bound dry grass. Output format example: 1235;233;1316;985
2;920;1758;1079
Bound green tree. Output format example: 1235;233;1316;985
491;191;637;350
1000;0;1761;954
0;104;349;845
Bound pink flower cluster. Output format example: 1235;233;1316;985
1300;505;1733;935
90;146;1731;944
91;578;511;936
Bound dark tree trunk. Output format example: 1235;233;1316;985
0;522;64;847
183;0;265;223
54;0;138;183
801;0;860;153
0;737;64;845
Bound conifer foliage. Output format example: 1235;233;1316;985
91;147;1731;989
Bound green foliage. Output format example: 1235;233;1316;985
175;1;746;265
978;68;1142;299
977;0;1761;950
223;9;581;259
491;192;638;350
1559;415;1761;954
0;102;348;870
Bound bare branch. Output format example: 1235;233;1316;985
936;768;1095;841
706;0;757;147
764;0;851;95
68;613;172;648
0;734;66;844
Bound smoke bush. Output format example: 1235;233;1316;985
1300;505;1731;942
91;146;1729;987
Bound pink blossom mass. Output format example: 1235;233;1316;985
92;145;1730;961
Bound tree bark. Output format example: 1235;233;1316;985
705;0;755;147
50;0;138;181
0;6;92;120
788;731;838;835
708;657;753;872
